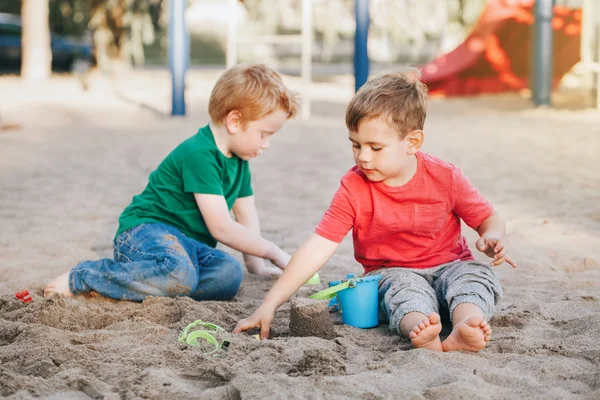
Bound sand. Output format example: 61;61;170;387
1;69;599;399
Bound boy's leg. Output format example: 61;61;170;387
188;242;243;301
432;260;502;352
371;268;443;351
65;223;199;301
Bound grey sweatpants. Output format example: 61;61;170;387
367;260;503;336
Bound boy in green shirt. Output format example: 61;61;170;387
44;64;298;301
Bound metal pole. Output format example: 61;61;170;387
354;0;370;92
226;0;238;68
532;0;555;107
581;0;592;64
597;24;600;109
169;0;189;116
301;0;312;118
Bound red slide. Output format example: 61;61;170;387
420;0;582;96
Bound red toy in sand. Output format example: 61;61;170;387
419;0;582;96
15;290;32;303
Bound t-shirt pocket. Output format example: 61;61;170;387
413;203;447;238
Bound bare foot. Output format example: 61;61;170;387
43;272;74;298
442;316;491;352
409;312;443;351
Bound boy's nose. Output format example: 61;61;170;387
357;150;370;162
261;138;270;149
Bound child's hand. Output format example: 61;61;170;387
273;252;291;270
233;304;276;339
476;237;517;268
246;259;283;277
266;246;291;270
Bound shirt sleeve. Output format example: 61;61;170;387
451;166;494;229
237;162;253;198
181;150;223;195
314;180;355;242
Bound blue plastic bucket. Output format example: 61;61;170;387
310;273;381;329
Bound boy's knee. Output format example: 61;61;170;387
190;253;243;301
215;254;243;297
162;260;198;297
444;262;503;297
444;263;503;321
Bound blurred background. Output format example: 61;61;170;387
0;1;592;76
0;0;597;121
1;0;498;71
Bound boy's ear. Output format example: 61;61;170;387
406;130;424;154
225;110;243;134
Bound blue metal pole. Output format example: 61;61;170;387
354;0;370;92
532;0;555;107
169;0;189;116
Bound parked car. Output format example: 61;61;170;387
0;13;95;73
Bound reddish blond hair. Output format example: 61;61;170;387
209;64;299;127
346;69;428;138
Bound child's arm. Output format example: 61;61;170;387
232;196;285;277
194;193;289;269
476;213;517;268
233;233;340;339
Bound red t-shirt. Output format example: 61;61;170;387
315;152;494;273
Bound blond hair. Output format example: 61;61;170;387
346;69;428;138
209;64;299;127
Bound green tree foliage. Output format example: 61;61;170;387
0;0;91;36
0;0;162;69
89;0;162;67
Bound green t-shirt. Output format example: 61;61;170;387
115;124;253;247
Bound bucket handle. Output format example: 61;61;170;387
308;279;356;301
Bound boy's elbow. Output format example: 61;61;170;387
207;221;232;243
476;212;504;233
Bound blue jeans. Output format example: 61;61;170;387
69;223;243;302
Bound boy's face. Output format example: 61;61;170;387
229;109;289;160
349;118;421;186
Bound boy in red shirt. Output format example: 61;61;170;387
235;70;516;352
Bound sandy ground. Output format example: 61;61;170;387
1;69;599;399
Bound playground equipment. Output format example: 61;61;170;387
581;0;600;109
168;1;597;114
420;1;582;101
354;0;370;92
532;0;554;107
168;0;366;117
169;0;189;116
226;0;312;118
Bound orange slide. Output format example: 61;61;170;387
419;0;582;96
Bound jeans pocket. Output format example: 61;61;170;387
114;248;133;263
116;224;145;246
115;223;171;263
195;244;215;267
